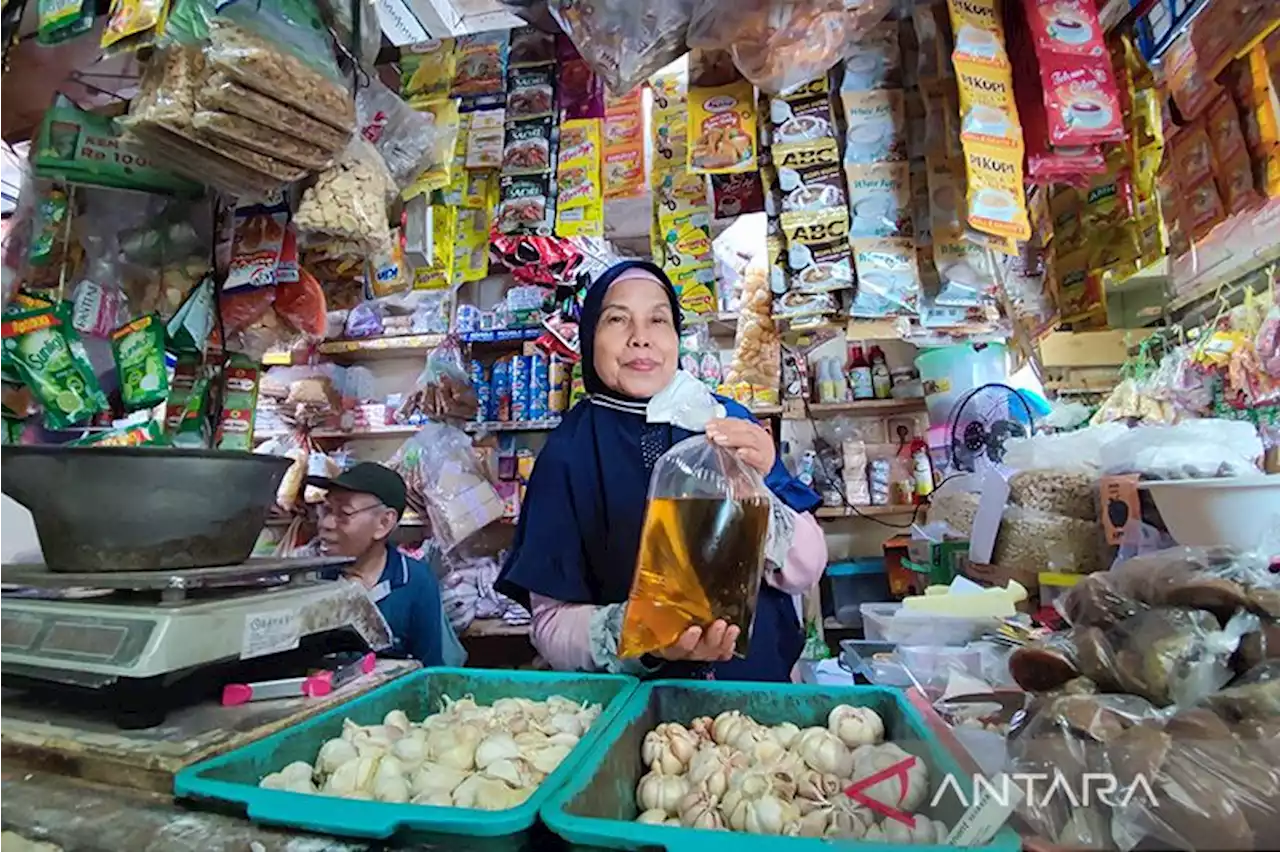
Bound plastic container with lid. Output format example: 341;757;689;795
915;343;1008;432
826;558;890;628
861;601;1001;645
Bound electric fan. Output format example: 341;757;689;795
947;383;1036;472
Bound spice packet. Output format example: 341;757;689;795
784;209;854;293
507;67;555;120
654;169;711;218
671;265;718;319
956;60;1022;149
846;161;912;237
111;313;169;412
947;0;1009;68
688;81;758;174
509;25;555;68
604;147;645;197
1041;56;1124;146
605;88;645;148
841;89;907;163
658;212;714;270
851;236;921;316
401;39;457;101
2;306;106;429
452;31;509;98
557;119;603;209
710;172;765;218
502;116;553;174
497;173;554;235
963;143;1030;240
770;93;837;147
466;109;505;169
841;22;904;91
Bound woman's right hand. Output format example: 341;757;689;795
655;620;739;662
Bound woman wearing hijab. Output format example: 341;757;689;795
496;261;828;682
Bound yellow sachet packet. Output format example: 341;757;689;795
963;142;1030;240
955;59;1022;150
688;81;758;174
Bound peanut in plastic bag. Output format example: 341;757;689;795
618;435;772;658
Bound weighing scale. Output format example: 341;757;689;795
1;555;393;728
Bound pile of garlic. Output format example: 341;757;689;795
632;704;949;843
259;694;601;810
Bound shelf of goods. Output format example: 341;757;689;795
783;398;927;419
463;417;562;434
252;425;421;443
814;505;921;520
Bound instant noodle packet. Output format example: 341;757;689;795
963;142;1030;240
111;313;169;412
688;80;758;174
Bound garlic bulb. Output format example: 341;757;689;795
324;755;380;796
795;728;853;777
641;723;699;775
727;794;797;835
430;723;483;771
391;730;429;767
545;695;581;716
548;712;586;738
796;770;842;802
525;743;573;776
475;732;521;770
374;754;407;783
849;742;928;812
453;774;532;811
374;774;411;803
770;722;801;749
483;758;526;787
636;770;689;815
880;816;949;844
409;762;470;798
636;808;669;825
827;705;885;748
317;738;360;774
710;710;752;746
280;761;315;785
689;716;715;743
260;771;315;793
411;789;454;806
384;709;412;733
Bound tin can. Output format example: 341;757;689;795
528;352;549;420
548;354;569;413
511;355;531;422
491;357;512;422
469;360;489;422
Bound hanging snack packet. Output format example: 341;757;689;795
502;116;553;174
400;39;457;102
850;236;922;316
111;313;170;412
226;201;288;291
2;306;106;429
507;67;556;120
842;89;907;163
687;80;758;174
845;161;912;237
452;31;509;99
497;174;554;235
955;60;1022;150
100;0;167;53
963;143;1030;240
618;435;771;659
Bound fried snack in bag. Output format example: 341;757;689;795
619;435;771;658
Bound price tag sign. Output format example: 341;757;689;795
241;610;300;660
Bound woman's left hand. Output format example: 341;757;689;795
705;418;776;476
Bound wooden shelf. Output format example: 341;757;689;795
462;618;530;639
317;334;447;362
814;505;923;520
749;404;784;417
463;417;562;434
253;425;420;443
783;398;926;419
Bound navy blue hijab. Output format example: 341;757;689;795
496;261;820;682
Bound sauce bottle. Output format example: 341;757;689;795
870;345;893;399
847;344;873;400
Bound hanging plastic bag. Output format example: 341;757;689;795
355;76;439;190
619;435;772;658
549;0;695;95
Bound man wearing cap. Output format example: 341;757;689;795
306;462;466;668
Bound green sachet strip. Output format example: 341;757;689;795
172;375;210;448
69;420;169;447
1;306;106;429
111;313;170;411
2;291;56;385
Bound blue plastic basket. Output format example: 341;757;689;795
174;667;638;847
541;679;1022;852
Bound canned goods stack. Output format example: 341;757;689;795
469;360;489;423
511;355;531;422
529;353;549;420
548;354;568;414
490;358;512;422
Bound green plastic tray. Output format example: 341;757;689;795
541;679;1022;852
174;667;638;848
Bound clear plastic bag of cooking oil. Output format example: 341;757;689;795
619;435;772;659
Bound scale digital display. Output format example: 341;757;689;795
43;622;129;661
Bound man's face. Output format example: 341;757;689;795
317;489;399;557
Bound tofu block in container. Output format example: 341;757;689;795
860;602;1001;645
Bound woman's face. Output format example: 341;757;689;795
592;272;679;398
